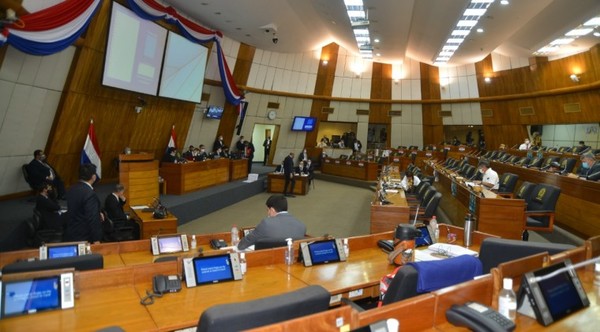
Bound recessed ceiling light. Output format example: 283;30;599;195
376;53;381;56
583;17;600;26
500;0;509;5
565;28;593;36
476;28;484;33
457;20;478;27
550;38;575;45
464;9;487;16
452;30;471;36
374;38;380;43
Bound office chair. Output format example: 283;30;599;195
526;156;544;168
514;181;535;201
496;173;519;198
28;209;63;247
522;184;561;241
557;146;572;153
506;155;520;164
197;285;330;332
540;156;559;169
559;158;577;174
22;164;36;190
411;192;442;222
102;213;135;242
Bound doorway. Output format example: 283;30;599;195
252;124;279;166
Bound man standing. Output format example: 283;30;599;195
236;136;245;152
213;134;225;152
237;195;306;250
474;159;499;190
245;140;255;173
64;163;104;243
27;149;66;199
283;152;296;197
263;136;272;165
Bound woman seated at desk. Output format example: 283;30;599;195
400;171;421;193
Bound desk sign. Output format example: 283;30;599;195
325;159;331;163
335;160;340;164
358;162;364;167
346;161;352;165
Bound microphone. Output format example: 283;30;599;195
511;143;519;149
531;256;600;283
539;165;550;171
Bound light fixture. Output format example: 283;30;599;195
570;74;580;83
500;0;509;5
322;60;328;65
484;77;491;83
476;28;484;33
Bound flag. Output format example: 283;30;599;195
81;119;102;179
167;125;177;151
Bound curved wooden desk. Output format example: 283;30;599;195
159;159;230;195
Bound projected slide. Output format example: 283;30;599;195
159;31;208;103
102;2;167;95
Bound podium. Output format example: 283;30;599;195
118;153;159;206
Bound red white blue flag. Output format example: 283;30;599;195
81;119;102;179
167;125;177;151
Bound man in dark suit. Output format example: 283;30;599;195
35;183;67;231
245;140;255;173
27;149;66;199
213;134;225;152
236;195;306;250
236;136;245;152
104;183;140;239
64;163;104;243
578;152;600;181
283;152;296;197
263;136;272;165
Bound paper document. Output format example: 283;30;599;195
130;205;149;209
415;243;478;261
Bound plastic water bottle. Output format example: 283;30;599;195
498;278;517;321
231;225;240;246
240;253;247;275
343;238;350;257
191;235;197;249
285;238;294;265
429;216;439;243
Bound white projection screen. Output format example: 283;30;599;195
158;31;208;103
102;2;167;95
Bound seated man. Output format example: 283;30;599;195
27;149;66;199
162;147;178;163
182;145;195;160
237;195;306;251
196;145;209;161
35;183;67;231
518;138;531;150
576;152;600;181
104;184;140;239
474;159;499;190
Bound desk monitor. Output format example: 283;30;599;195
183;253;242;288
517;259;589;326
415;225;433;247
300;239;347;267
0;272;74;319
151;234;189;256
39;242;87;260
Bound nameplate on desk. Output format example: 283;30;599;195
346;161;352;165
325;159;331;163
348;289;364;298
393;158;400;162
335;160;340;164
358;162;364;167
329;294;342;305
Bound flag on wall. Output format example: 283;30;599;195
81;119;102;179
167;125;177;151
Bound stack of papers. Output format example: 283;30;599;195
415;243;478;262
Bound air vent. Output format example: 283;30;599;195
563;103;581;113
388;110;402;116
322;107;334;114
356;109;370;115
519;106;535;116
201;93;210;102
439;110;452;117
481;109;493;117
267;102;280;109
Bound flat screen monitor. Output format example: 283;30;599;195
301;239;347;266
415;225;433;248
205;105;224;119
102;2;167;96
183;253;243;288
47;245;79;259
291;116;317;132
1;276;60;318
158;31;208;103
158;236;183;254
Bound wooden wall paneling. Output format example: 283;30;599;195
218;43;256;146
305;43;339;147
420;63;443;146
368;62;392;125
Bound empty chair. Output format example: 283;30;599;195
514;156;530;166
197;285;330;332
411;192;442;222
506;155;520;164
406;182;431;206
498;153;512;162
559;158;577;174
557;146;572;153
522;184;561;241
496;173;519;197
28;210;63;247
515;181;535;201
463;165;477;180
526;156;544;168
103;214;135;242
546;147;558;152
540;156;559;169
493;151;507;160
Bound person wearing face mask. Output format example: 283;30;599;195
197;145;209;161
64;163;104;243
473;159;499;190
577;152;600;181
27;149;66;199
35;183;67;231
518;138;531;150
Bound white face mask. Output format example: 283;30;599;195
478;168;484;174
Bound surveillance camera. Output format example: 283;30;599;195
272;37;278;44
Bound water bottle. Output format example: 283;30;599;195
231;225;240;246
343;238;350;257
429;216;439;243
86;243;92;255
240;253;247;275
191;235;197;249
594;262;600;288
498;278;517;321
285;238;294;265
464;213;473;247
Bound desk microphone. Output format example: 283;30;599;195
511;143;519;149
531;256;600;283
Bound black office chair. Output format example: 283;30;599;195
28;209;63;247
540;157;559;169
558;146;572;153
514;156;530;166
526;157;544;168
463;165;477;180
197;285;330;332
498;153;513;162
22;164;36;190
514;181;535;201
411;192;442;222
522;184;561;241
559;158;577;174
506;155;520;164
102;214;135;242
496;173;519;197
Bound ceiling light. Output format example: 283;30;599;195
565;28;593;36
443;45;459;51
476;28;484;33
373;38;380;43
452;30;471;36
550;38;575;45
471;0;494;3
464;9;487;16
594;31;600;37
583;17;600;26
500;0;509;5
447;38;464;44
457;20;478;27
484;77;491;83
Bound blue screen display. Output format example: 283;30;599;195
193;255;234;284
415;226;433;247
309;240;340;264
535;263;585;319
48;245;78;259
291;117;317;131
206;105;223;119
2;276;60;317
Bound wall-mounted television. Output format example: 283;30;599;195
158;31;208;103
206;105;224;119
102;2;167;96
291;116;317;132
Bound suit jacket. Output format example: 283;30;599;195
237;212;306;250
64;181;103;242
298;152;308;163
105;194;127;222
263;139;271;149
283;155;294;175
27;159;55;188
213;139;225;152
580;162;600;181
35;194;66;231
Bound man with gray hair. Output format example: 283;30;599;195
104;183;140;239
474;159;499;190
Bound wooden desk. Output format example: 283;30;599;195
267;173;310;195
130;207;178;240
489;160;600;239
433;165;526;240
322;158;378;181
370;190;410;233
230;159;249;180
137;265;309;331
159;159;230;195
